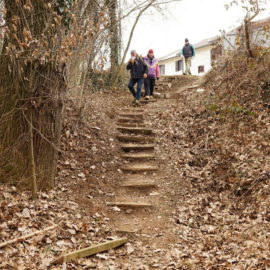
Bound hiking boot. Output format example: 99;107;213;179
134;100;139;106
145;96;150;101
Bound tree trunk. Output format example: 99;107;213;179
244;19;254;58
0;0;66;190
106;0;120;69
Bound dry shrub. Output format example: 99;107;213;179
204;48;270;110
85;67;129;93
199;49;270;198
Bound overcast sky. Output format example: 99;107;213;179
122;0;270;59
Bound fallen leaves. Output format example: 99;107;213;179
1;71;269;269
0;184;118;269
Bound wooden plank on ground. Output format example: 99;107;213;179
118;113;144;119
121;152;155;160
117;118;145;124
119;109;144;113
107;202;152;208
117;123;147;128
120;143;155;151
117;126;152;135
52;238;128;264
121;163;158;173
117;135;155;143
121;180;156;188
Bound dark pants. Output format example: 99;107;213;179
144;77;156;96
128;78;144;100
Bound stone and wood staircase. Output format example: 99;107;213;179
107;108;158;211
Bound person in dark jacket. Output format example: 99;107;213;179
127;50;148;105
182;38;195;75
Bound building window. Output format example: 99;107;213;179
159;65;165;75
175;60;183;72
198;65;205;73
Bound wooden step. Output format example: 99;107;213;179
117;135;155;143
118;118;145;124
140;99;157;104
121;163;158;173
121;143;155;151
121;179;156;188
107;201;152;208
117;123;147;128
118;113;144;119
117;126;152;135
121;152;155;160
119;109;144;113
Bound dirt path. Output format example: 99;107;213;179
93;79;202;269
57;78;202;269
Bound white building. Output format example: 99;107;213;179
158;17;270;76
158;36;218;76
222;17;270;52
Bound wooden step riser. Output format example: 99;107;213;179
140;100;157;104
118;118;145;124
117;128;152;135
121;182;156;188
107;202;152;208
119;109;145;113
121;156;155;161
117;135;155;143
121;146;155;152
117;123;147;128
118;114;144;119
122;158;156;162
121;167;158;173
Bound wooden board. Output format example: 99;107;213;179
118;113;144;119
121;163;158;172
117;126;152;135
117;135;155;143
120;143;155;151
117;123;147;128
53;238;128;264
121;180;156;188
117;118;145;124
121;152;155;160
107;202;152;208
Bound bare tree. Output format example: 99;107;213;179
227;0;264;57
0;0;181;195
113;0;182;86
243;0;260;57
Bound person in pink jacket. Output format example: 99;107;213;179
143;49;160;100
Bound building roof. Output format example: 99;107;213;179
195;36;219;49
226;16;270;36
159;50;180;61
251;16;270;29
159;36;218;61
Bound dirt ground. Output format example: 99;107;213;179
0;76;269;270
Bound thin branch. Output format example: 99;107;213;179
22;111;62;153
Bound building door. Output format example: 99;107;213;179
175;60;183;72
